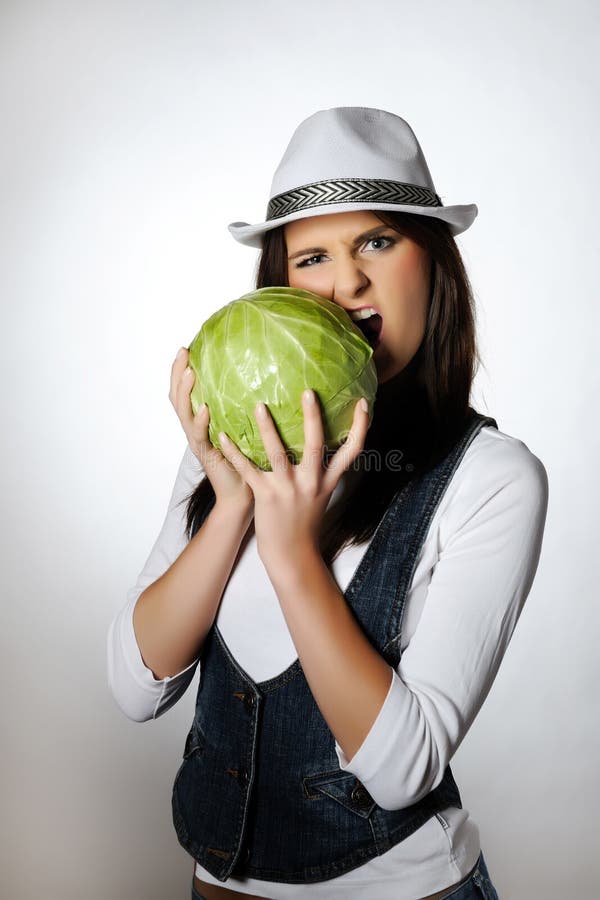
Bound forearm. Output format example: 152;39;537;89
133;500;253;679
267;542;394;763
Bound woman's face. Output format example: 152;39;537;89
285;210;432;384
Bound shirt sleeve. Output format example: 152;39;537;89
333;438;550;811
107;444;206;723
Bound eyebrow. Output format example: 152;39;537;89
287;225;391;260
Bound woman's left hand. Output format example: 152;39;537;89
217;389;369;574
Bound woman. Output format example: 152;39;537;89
107;107;548;899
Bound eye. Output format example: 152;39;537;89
294;235;396;268
295;254;326;269
364;235;395;252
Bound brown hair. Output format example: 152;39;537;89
182;211;482;567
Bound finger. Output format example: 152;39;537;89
218;431;260;488
190;405;244;483
169;350;195;426
168;347;189;407
254;402;291;475
322;398;369;494
300;390;325;488
299;389;325;473
188;402;218;469
172;365;196;431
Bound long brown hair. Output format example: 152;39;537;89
182;211;482;567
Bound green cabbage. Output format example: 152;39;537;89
187;286;378;471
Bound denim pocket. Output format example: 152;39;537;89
302;770;376;818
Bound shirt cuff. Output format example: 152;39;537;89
334;667;397;775
108;594;200;721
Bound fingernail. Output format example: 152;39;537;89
303;389;315;404
360;397;369;413
184;366;193;377
255;402;267;418
176;346;186;359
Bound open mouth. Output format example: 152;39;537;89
350;307;383;351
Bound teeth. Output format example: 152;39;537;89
350;307;378;321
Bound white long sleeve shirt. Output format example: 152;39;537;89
107;424;548;899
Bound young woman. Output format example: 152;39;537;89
107;107;549;900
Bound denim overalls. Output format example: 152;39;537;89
172;407;498;885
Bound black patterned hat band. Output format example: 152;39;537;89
267;178;442;221
228;107;478;249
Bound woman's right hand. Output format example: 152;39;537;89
169;347;254;515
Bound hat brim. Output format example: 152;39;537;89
228;201;478;248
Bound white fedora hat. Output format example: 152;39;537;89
228;106;478;248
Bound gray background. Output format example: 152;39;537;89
1;1;597;897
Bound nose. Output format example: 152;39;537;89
331;258;370;308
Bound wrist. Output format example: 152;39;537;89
212;496;254;529
261;537;323;585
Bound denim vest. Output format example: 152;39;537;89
171;407;498;884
